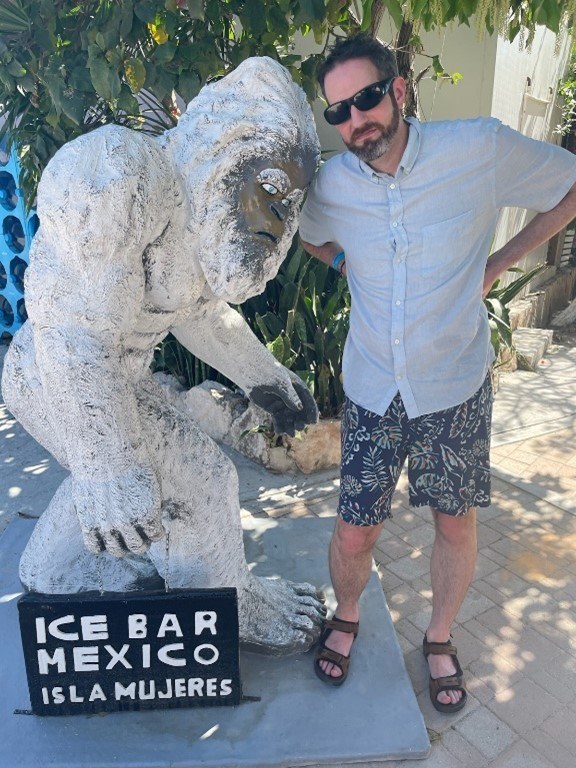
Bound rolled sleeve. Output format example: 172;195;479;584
495;122;576;211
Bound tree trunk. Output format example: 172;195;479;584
394;19;418;118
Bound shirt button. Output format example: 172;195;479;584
397;374;403;380
389;183;396;189
394;339;400;345
391;221;398;227
395;300;401;306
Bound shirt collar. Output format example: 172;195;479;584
357;117;421;180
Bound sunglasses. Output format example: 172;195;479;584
323;77;395;126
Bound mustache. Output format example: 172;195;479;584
349;122;387;142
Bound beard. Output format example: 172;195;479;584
345;94;401;163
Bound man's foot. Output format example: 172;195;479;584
314;616;359;686
423;635;467;713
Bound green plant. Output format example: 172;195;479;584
241;242;350;417
484;263;546;361
556;50;576;138
151;241;350;418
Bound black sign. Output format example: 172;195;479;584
18;588;241;716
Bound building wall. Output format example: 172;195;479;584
490;25;571;286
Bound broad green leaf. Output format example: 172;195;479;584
0;0;29;33
124;57;146;92
186;0;205;20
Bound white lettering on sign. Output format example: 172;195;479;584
128;614;147;639
157;614;183;637
115;682;136;700
195;611;217;635
157;643;186;667
37;648;66;674
80;615;109;641
73;646;99;672
39;677;234;704
49;615;79;642
104;644;132;670
193;644;219;665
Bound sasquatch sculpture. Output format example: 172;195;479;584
2;57;325;655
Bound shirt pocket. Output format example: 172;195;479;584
419;209;475;276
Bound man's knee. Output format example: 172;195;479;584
332;516;383;557
432;507;477;546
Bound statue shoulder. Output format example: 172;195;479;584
39;125;173;205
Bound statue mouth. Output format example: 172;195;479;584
256;231;279;245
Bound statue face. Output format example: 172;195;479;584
238;159;306;248
196;148;315;304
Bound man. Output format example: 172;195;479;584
299;34;576;710
2;57;326;656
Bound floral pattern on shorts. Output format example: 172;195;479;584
338;374;493;525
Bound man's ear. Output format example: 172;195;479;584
393;76;407;110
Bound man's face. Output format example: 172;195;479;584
196;150;313;304
324;58;404;163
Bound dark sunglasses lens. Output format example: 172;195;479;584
355;84;386;111
324;102;350;126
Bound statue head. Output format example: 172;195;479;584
167;57;320;303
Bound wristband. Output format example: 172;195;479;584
331;251;345;272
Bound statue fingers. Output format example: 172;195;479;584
101;529;131;559
81;526;107;555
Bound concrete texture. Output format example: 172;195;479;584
0;515;429;768
2;335;576;767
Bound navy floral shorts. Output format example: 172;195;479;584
338;374;493;525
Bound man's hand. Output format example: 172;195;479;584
71;467;164;558
249;374;318;437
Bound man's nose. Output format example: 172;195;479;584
349;105;368;127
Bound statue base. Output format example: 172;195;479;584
0;515;430;767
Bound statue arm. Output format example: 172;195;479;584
25;130;174;556
172;298;318;435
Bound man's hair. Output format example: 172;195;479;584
317;34;399;95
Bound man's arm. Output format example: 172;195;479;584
300;238;347;276
484;184;576;296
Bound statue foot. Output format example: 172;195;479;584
238;576;326;656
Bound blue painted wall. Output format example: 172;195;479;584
0;136;38;336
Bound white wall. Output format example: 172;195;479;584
490;25;571;281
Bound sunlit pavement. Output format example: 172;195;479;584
2;339;576;767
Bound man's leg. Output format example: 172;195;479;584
426;507;477;705
319;517;383;678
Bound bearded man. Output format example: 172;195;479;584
300;34;576;707
2;56;326;656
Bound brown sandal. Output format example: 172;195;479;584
314;617;359;687
423;634;467;713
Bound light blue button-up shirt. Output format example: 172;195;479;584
299;117;576;418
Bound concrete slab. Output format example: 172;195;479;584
0;515;430;768
492;343;576;446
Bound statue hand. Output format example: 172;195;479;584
71;467;163;558
249;374;318;437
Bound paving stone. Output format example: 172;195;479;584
455;707;516;760
455;587;497;624
483;566;533;597
386;550;431;581
441;726;490;767
524;728;576;768
474;551;502;579
386;583;430;623
487;677;561;734
488;739;558;768
540;706;576;754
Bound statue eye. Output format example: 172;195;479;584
261;182;278;195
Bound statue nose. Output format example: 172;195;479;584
269;202;287;222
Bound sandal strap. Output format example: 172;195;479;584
430;675;465;697
424;640;458;658
323;616;359;637
315;646;350;675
